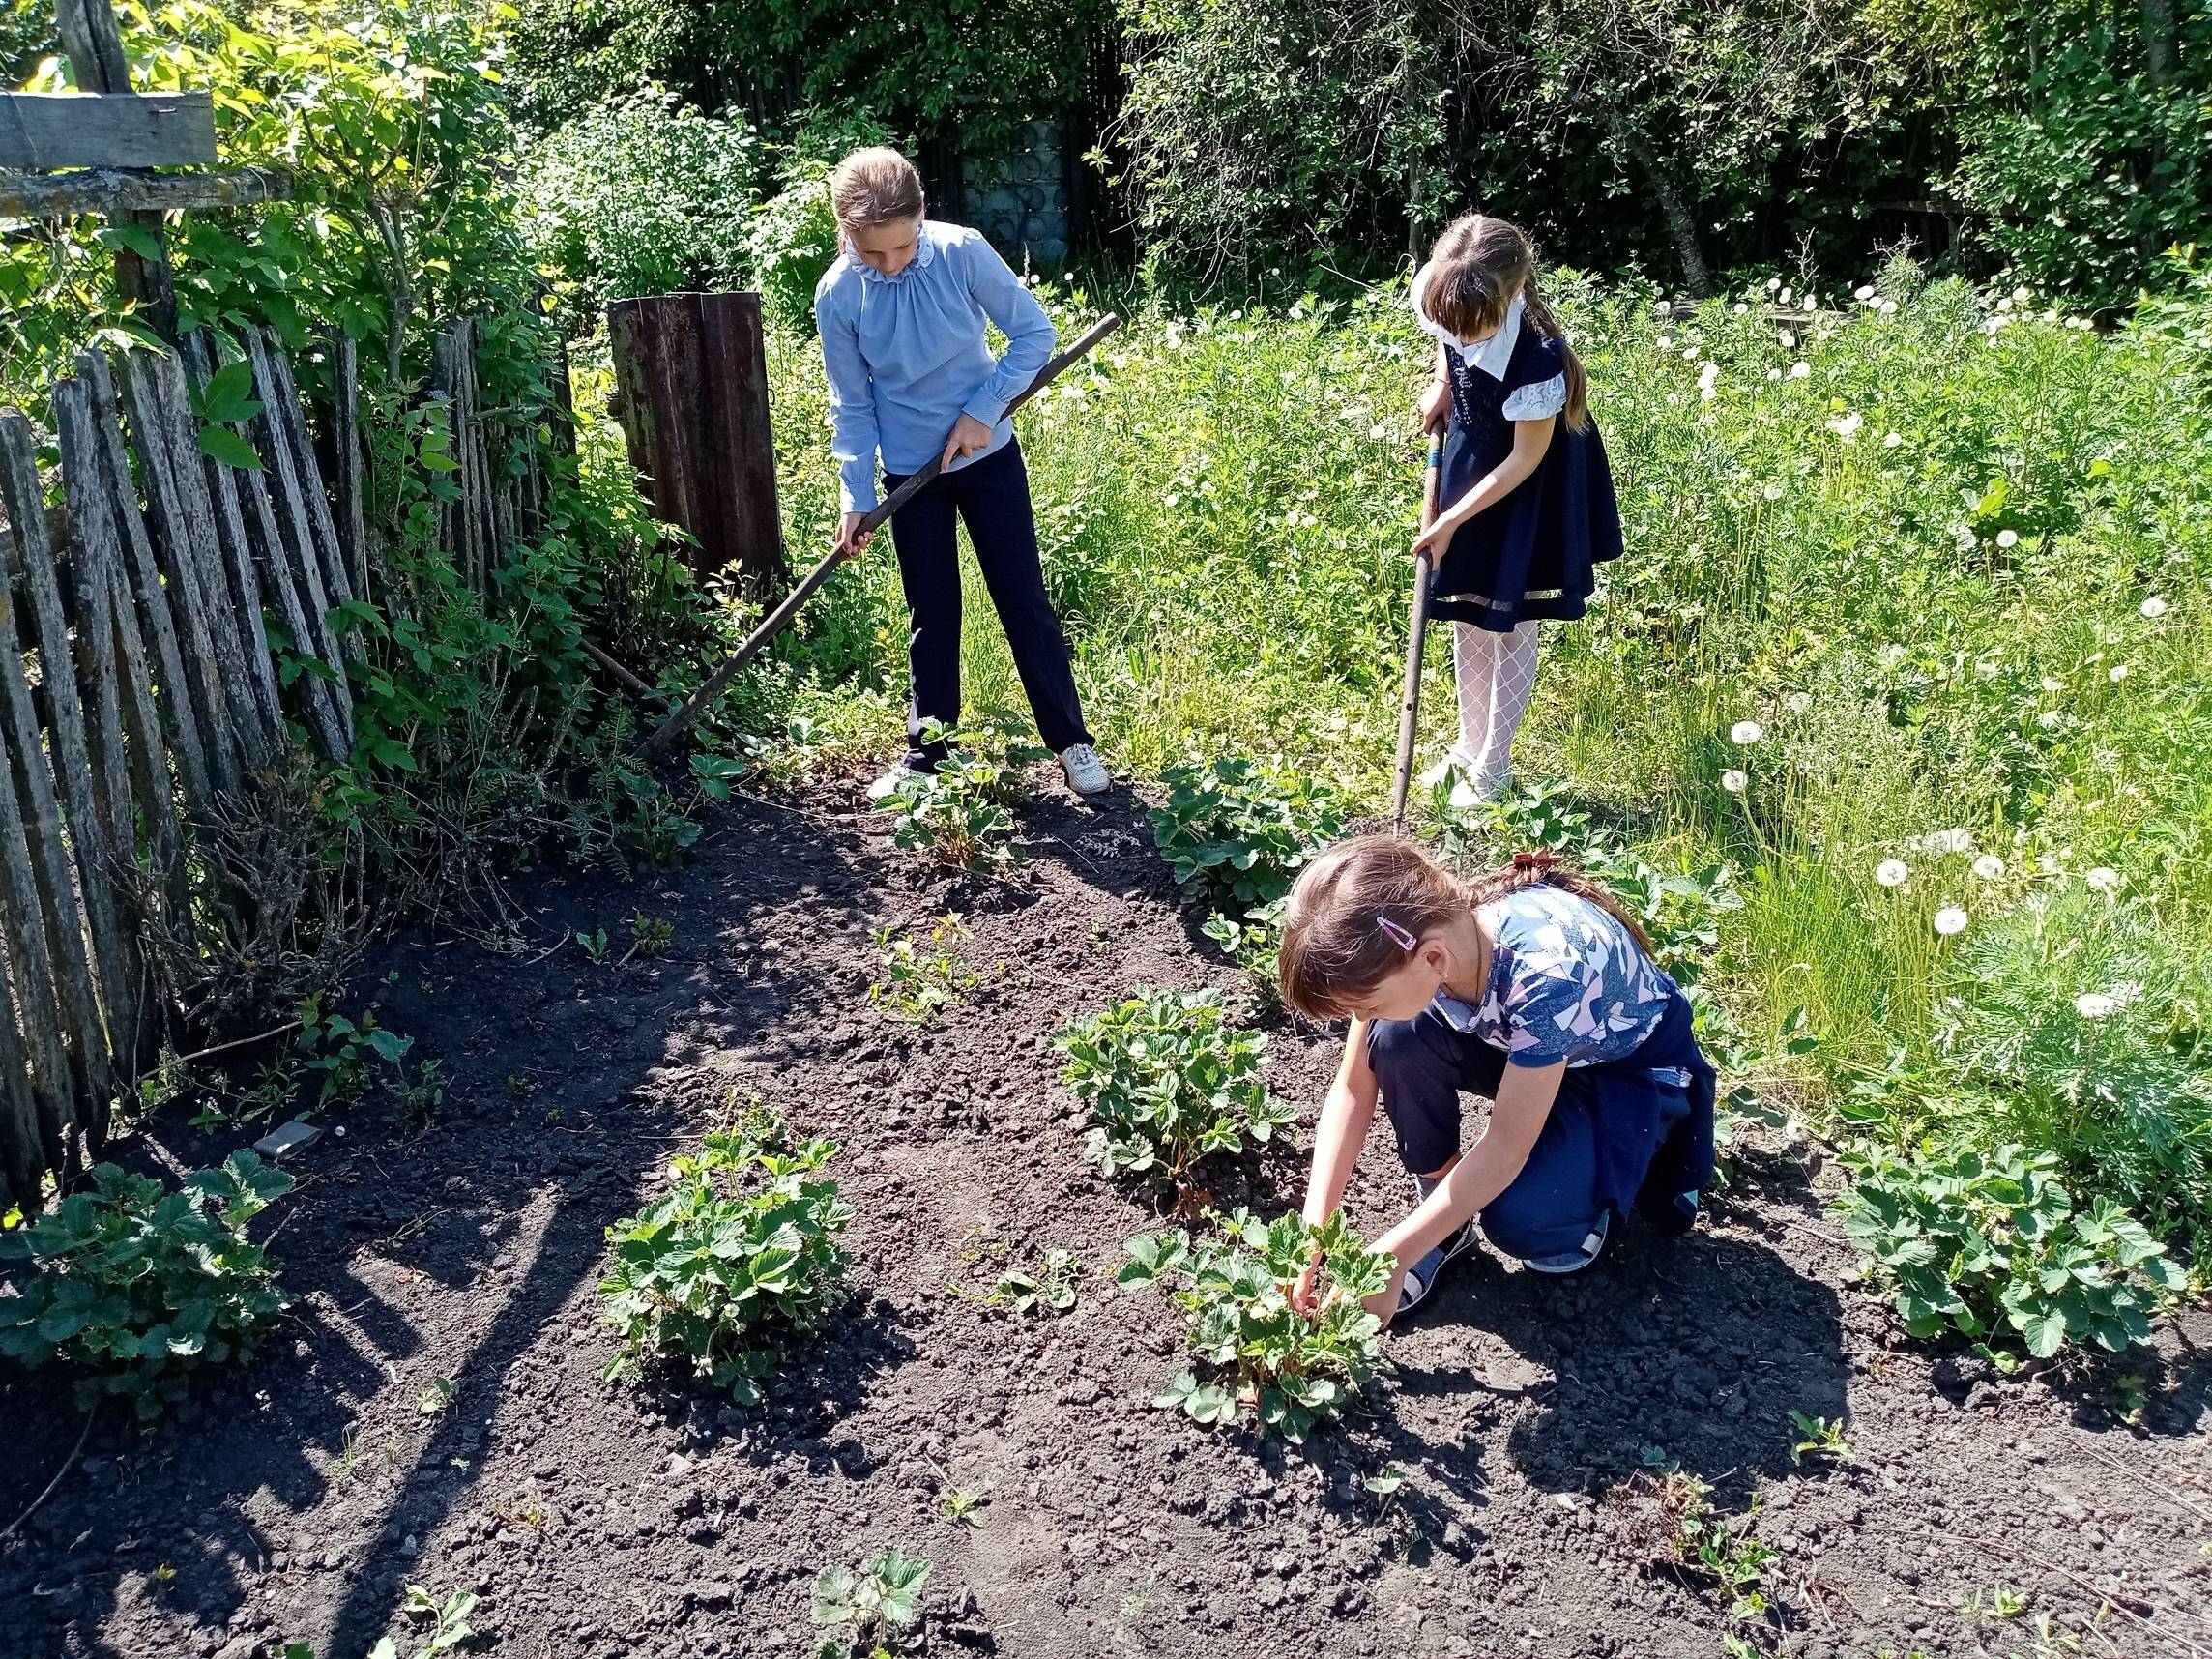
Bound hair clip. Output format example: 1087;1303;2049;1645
1377;916;1418;951
1512;851;1558;873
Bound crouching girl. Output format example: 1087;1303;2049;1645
1279;835;1714;1322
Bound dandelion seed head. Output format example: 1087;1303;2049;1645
1854;284;1877;301
1733;302;1749;315
1876;859;1909;888
1789;361;1811;379
1721;769;1749;794
1973;854;2005;880
1786;691;1812;713
1731;720;1764;744
1778;286;1793;306
1762;481;1785;501
2084;866;2121;893
2140;596;2168;619
1765;276;1782;292
1994;529;2019;548
2110;664;2129;683
1933;907;1968;937
2075;992;2116;1019
1882;431;1903;448
1657;335;1674;350
2012;285;2032;304
1368;421;1390;440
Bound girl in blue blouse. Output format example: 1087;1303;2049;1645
814;147;1107;799
1409;215;1624;804
1278;835;1713;1321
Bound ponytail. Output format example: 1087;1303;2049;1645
1519;282;1591;434
1463;850;1652;954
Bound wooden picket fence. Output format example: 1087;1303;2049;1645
0;321;550;1209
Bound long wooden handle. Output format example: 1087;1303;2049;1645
639;313;1123;758
1389;429;1445;830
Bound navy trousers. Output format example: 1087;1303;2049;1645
880;439;1092;769
1365;991;1715;1260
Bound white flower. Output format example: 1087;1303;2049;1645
1789;361;1811;380
2084;866;2121;893
1827;411;1864;442
1933;906;1968;937
1368;421;1390;440
1731;720;1764;744
1699;363;1720;401
1994;529;2019;548
1876;859;1909;888
1973;854;2005;880
1721;769;1749;794
1882;431;1903;448
1657;335;1674;350
1733;302;1750;315
1779;331;1797;348
1878;298;1899;314
2140;595;2168;619
2110;663;2129;683
1786;690;1812;713
2012;285;2032;304
2075;992;2116;1019
1995;296;2013;314
1778;286;1793;306
1765;276;1782;292
1762;481;1785;501
1854;284;1877;301
1766;367;1783;381
1683;346;1702;362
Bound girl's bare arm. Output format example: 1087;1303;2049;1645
1301;1020;1379;1227
1412;417;1556;558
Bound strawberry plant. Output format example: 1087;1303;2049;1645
812;1548;932;1659
0;1151;295;1417
598;1111;853;1403
994;1247;1079;1315
1834;1142;2183;1363
877;719;1042;870
1054;988;1295;1191
1118;1209;1388;1441
1150;758;1343;984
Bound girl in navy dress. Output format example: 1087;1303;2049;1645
1409;215;1623;802
1279;835;1713;1320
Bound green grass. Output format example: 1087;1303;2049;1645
752;257;2212;1256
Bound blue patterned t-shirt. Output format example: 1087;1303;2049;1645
1434;886;1675;1067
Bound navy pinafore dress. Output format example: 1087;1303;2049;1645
1414;271;1625;632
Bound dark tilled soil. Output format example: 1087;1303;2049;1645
3;778;2208;1659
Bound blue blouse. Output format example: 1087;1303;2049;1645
1434;886;1675;1068
813;220;1057;513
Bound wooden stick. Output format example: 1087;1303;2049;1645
1390;429;1444;830
581;638;655;699
640;313;1122;759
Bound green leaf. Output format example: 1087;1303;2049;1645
2018;1306;2067;1358
198;425;265;472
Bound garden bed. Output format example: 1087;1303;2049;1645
1;778;2205;1659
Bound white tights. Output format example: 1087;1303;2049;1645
1451;619;1540;794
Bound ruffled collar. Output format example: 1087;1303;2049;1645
854;219;939;285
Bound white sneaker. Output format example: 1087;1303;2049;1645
866;762;923;802
1418;748;1497;809
1059;742;1110;796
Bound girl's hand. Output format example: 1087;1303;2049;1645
1411;509;1461;563
941;412;995;469
835;512;874;561
1290;1245;1325;1316
1417;377;1450;434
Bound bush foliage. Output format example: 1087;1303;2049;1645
1055;988;1295;1189
598;1114;854;1401
1120;1210;1389;1441
0;1152;295;1416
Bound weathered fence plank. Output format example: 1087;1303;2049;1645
0;965;44;1208
259;329;361;630
0;412;134;1111
0;90;217;170
0;165;288;218
79;348;215;809
0;684;86;1179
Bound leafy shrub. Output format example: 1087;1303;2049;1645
1151;758;1343;981
598;1114;853;1401
876;723;1040;869
1054;988;1295;1188
748;106;899;327
1118;1210;1388;1441
867;915;975;1024
812;1548;932;1659
1834;1142;2184;1363
520;87;762;325
0;1152;295;1416
1934;886;2212;1244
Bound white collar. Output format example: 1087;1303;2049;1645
1409;264;1525;382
